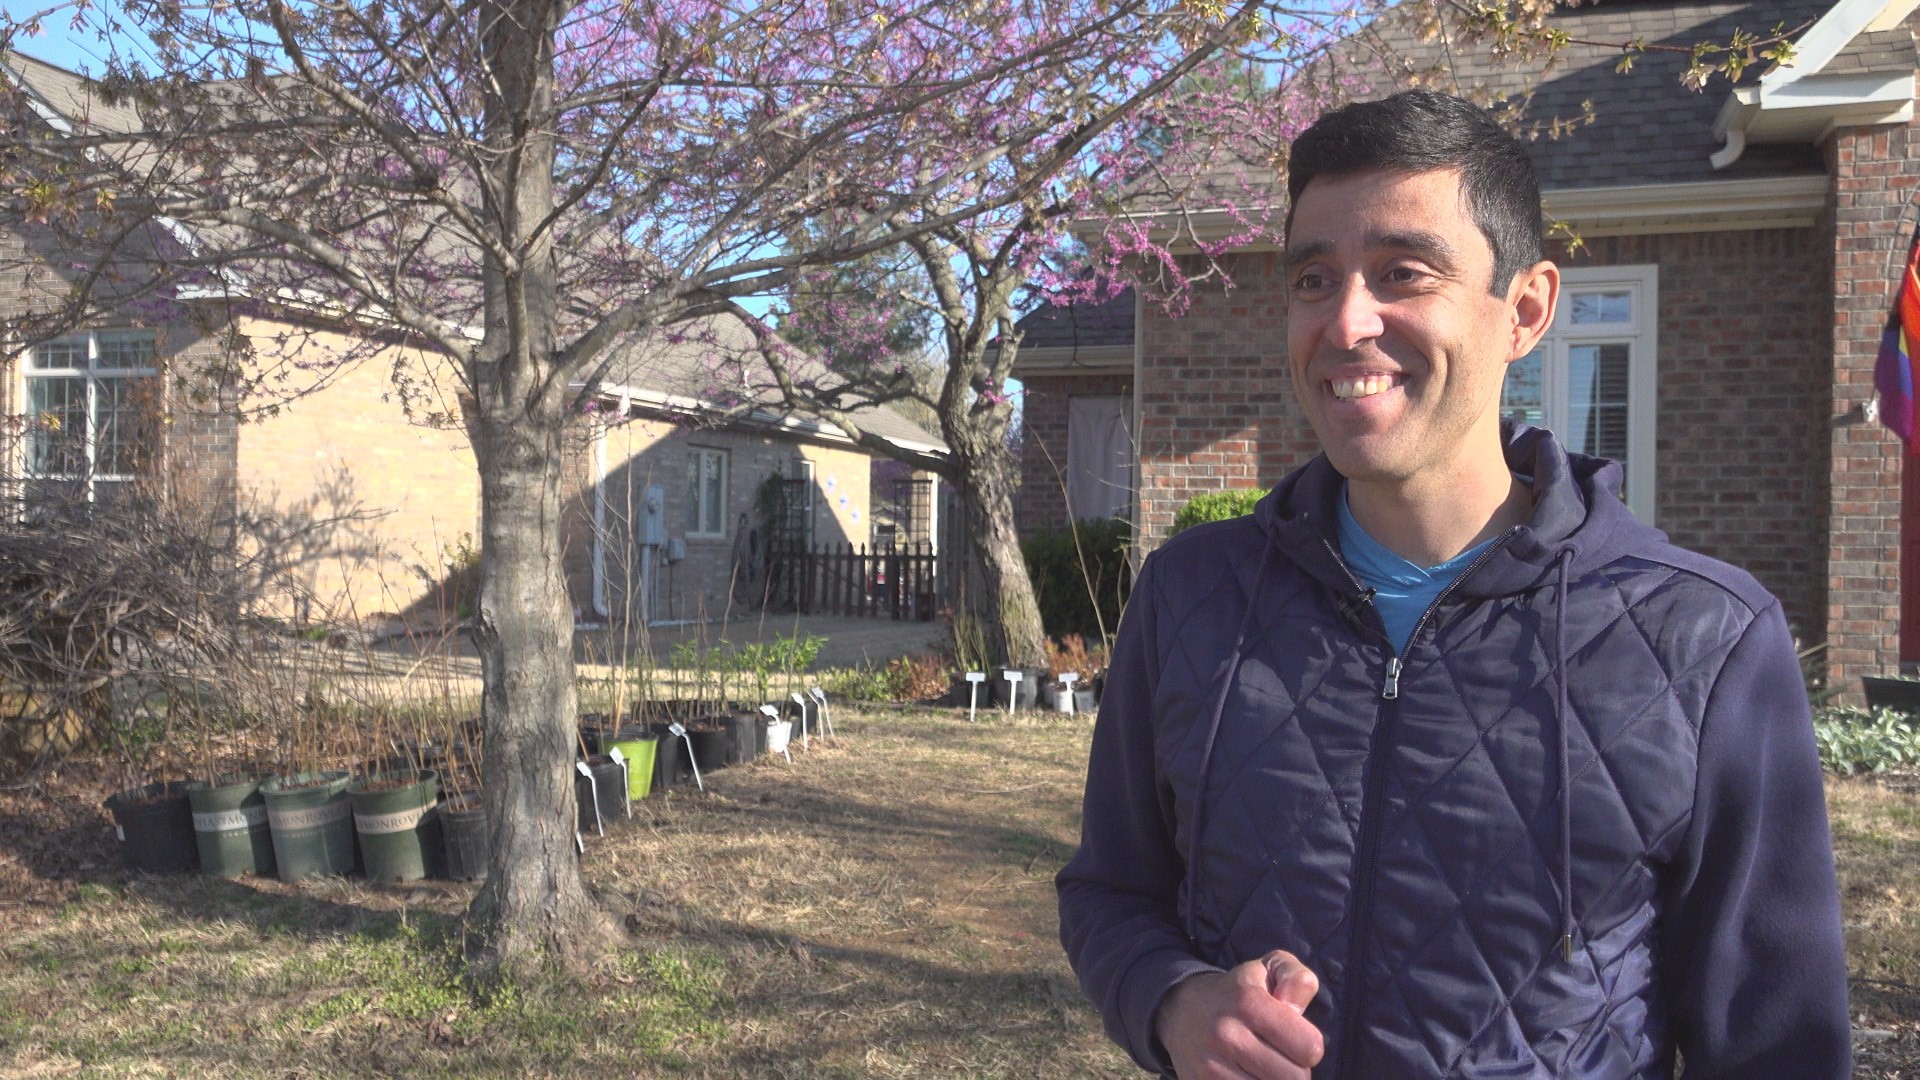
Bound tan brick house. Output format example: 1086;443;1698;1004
1016;0;1920;697
559;312;947;626
0;52;945;629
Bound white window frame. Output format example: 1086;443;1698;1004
1511;265;1659;522
19;329;158;503
791;457;816;546
686;445;728;540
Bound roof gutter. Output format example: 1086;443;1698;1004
1711;0;1919;169
579;380;950;458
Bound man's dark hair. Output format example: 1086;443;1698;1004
1285;90;1545;296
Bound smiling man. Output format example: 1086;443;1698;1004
1056;91;1851;1079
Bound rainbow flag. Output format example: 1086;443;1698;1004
1875;223;1920;449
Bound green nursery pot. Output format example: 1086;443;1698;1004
260;770;355;881
348;770;441;884
604;731;658;801
187;776;275;878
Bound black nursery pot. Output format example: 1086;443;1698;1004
990;667;1044;711
104;781;201;875
648;723;693;791
723;713;760;765
1863;675;1920;714
439;794;488;882
687;728;730;773
574;754;628;833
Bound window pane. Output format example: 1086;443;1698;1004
95;331;155;371
26;376;87;477
687;453;702;532
31;339;87;370
1502;346;1545;426
1568;291;1632;325
702;452;724;535
1568;343;1631;463
94;376;142;477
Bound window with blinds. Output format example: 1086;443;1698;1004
1500;268;1658;522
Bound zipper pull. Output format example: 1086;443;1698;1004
1381;657;1402;700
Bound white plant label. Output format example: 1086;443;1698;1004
354;802;438;835
668;722;687;738
267;801;350;832
192;806;268;832
115;824;125;842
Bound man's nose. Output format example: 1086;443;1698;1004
1326;276;1385;351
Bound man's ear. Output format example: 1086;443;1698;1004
1505;260;1560;363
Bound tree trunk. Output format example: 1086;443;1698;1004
958;448;1047;669
464;410;620;976
463;0;618;979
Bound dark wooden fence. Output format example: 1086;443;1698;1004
764;540;940;621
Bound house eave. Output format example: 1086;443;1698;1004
581;380;950;458
1003;343;1135;378
1712;0;1919;169
1540;175;1832;237
1072;174;1832;250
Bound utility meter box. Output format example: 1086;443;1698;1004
639;485;666;547
666;537;686;563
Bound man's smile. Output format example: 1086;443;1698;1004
1328;372;1406;401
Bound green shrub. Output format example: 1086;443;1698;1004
1814;705;1920;776
1170;489;1265;537
1019;517;1132;642
820;663;902;702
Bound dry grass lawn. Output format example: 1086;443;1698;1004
0;706;1916;1077
0;707;1132;1078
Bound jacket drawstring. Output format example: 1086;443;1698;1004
1183;537;1279;943
1555;549;1575;963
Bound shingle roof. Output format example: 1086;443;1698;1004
1351;0;1841;189
596;313;947;454
1826;26;1919;75
1012;288;1136;350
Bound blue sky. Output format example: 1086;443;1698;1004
6;2;1020;405
4;2;116;74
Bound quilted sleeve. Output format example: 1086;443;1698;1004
1055;551;1220;1075
1658;600;1851;1078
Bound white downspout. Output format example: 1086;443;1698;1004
591;420;610;619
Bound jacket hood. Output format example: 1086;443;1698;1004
1251;422;1668;600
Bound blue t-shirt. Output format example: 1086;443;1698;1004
1336;487;1496;654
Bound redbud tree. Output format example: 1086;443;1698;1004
0;0;1356;974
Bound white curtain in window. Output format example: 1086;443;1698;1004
1066;395;1134;521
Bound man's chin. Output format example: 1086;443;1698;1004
1317;440;1407;485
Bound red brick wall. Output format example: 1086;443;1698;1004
1826;124;1916;694
1017;371;1133;535
1129;235;1835;649
1136;252;1315;550
1562;229;1831;641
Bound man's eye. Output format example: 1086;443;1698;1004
1384;266;1426;285
1293;272;1328;292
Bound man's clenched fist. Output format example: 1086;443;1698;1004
1154;951;1324;1079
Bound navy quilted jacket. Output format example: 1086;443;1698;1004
1057;426;1850;1078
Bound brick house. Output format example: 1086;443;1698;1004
559;312;947;626
1;53;944;630
1015;0;1920;696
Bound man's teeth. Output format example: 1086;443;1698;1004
1331;375;1396;401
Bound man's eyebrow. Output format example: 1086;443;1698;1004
1367;228;1460;267
1283;240;1331;273
1282;230;1463;274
